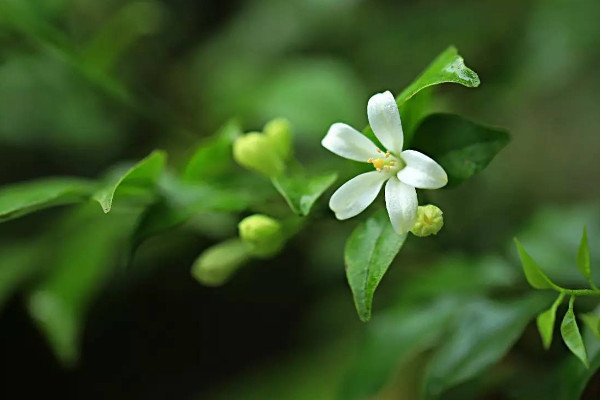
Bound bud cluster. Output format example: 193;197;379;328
232;118;292;177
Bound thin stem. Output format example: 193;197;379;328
559;288;600;297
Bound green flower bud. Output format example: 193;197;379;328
238;214;284;258
264;118;293;160
233;132;285;176
410;205;444;237
191;239;249;286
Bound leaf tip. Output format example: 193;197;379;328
358;312;371;323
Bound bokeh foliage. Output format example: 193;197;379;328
1;0;600;399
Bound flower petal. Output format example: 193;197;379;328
367;91;404;154
329;171;388;220
385;177;417;234
322;123;380;162
397;150;448;189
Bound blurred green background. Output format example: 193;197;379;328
1;0;600;398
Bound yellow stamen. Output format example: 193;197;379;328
370;158;384;171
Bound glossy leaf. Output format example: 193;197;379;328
561;296;588;368
0;178;96;223
537;293;565;349
424;294;550;399
272;172;338;216
396;46;480;105
580;313;600;340
410;114;510;187
340;298;458;400
345;210;408;322
576;226;592;284
182;120;241;182
514;238;561;290
93;150;166;213
364;46;480;146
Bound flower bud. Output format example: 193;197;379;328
238;214;284;258
410;205;444;237
233;132;285;176
264;118;292;160
191;239;249;286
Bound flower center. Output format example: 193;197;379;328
368;149;404;173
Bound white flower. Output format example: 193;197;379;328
322;91;448;234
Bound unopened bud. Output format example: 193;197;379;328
238;214;284;258
410;205;444;237
264;118;292;160
233;132;285;176
191;239;249;286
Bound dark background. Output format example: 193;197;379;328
1;0;600;399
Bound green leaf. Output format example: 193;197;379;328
410;114;510;187
27;204;140;366
364;46;480;146
424;294;551;399
340;298;459;400
555;306;600;399
0;178;96;223
580;313;600;340
93;150;166;213
561;296;588;368
514;205;600;285
514;238;561;290
397;46;480;105
182;120;241;182
272;172;338;216
537;293;565;349
344;210;408;322
576;226;592;284
398;87;433;147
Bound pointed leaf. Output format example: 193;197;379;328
272;172;338;216
577;227;592;283
397;46;480;105
0;178;96;223
364;46;480;146
537;293;565;349
561;296;588;368
514;238;561;290
93;150;166;213
556;307;600;399
344;210;408;322
580;314;600;340
410;114;510;187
